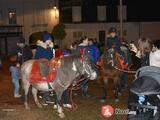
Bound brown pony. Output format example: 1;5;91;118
98;48;123;102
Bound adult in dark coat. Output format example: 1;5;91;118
16;38;33;64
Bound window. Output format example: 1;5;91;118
8;8;17;24
117;5;127;21
97;6;106;21
73;31;83;39
72;6;82;22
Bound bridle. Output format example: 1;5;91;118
105;48;136;74
75;56;93;79
106;48;116;67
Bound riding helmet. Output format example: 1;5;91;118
108;27;117;33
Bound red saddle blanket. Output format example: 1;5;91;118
30;60;58;83
115;52;128;69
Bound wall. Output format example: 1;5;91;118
63;22;160;48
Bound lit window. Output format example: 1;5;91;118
97;6;106;21
72;6;82;22
8;8;17;24
117;5;127;21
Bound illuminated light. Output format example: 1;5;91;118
51;6;59;19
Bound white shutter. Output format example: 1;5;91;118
118;5;127;21
72;6;82;22
97;6;106;21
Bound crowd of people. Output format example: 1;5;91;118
1;27;160;109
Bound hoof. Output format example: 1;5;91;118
37;103;43;108
53;104;57;109
118;92;122;96
114;98;119;103
25;105;30;110
24;103;30;110
59;112;65;118
100;99;106;103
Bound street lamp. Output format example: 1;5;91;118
53;6;58;19
120;0;123;41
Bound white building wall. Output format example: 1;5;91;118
0;0;160;49
63;23;141;48
0;0;59;44
63;22;160;48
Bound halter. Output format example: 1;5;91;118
106;48;116;67
74;55;93;79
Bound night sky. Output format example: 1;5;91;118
126;0;160;21
60;0;160;23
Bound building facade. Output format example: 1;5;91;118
0;0;59;55
59;0;160;47
0;0;160;54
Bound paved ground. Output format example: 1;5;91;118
0;60;135;120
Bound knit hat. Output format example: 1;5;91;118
43;31;52;42
108;27;117;33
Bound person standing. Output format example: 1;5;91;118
88;38;100;64
9;61;21;98
137;38;151;67
120;41;132;89
76;36;91;98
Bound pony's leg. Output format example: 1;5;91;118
55;90;65;118
113;77;120;102
32;87;42;108
101;77;108;103
23;82;30;109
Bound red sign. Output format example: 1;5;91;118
101;105;114;118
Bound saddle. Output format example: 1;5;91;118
30;59;59;83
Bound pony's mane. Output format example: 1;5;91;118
60;54;81;70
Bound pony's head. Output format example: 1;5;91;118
105;48;116;67
81;54;99;80
100;48;123;70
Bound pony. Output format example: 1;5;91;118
21;54;98;118
98;48;123;102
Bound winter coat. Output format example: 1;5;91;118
34;46;53;60
106;36;122;52
88;44;100;63
16;45;33;63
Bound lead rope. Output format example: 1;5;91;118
63;77;87;111
113;66;136;73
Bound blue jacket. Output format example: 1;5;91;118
88;44;100;63
34;46;53;60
